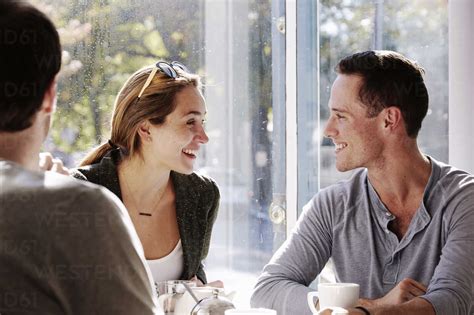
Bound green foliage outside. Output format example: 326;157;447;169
31;0;206;164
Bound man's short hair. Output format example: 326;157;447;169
336;50;428;138
0;0;61;132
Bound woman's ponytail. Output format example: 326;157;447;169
78;141;115;166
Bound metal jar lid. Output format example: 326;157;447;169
190;289;235;315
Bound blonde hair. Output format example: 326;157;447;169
79;64;201;166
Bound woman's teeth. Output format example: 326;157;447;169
183;149;197;156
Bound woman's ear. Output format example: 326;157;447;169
137;121;152;142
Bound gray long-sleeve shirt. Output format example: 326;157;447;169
251;157;474;315
0;160;159;314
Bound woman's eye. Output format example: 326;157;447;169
186;118;206;127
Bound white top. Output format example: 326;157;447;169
147;239;184;283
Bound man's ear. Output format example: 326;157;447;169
382;106;403;132
41;77;58;114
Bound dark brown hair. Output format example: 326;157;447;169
79;65;201;166
336;50;428;138
0;0;61;132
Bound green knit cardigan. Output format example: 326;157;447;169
70;149;220;284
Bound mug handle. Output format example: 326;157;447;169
307;291;319;314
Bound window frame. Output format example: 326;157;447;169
285;0;298;235
448;0;474;174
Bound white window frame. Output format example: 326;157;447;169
285;0;298;235
449;0;474;174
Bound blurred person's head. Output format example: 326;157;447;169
335;50;428;138
0;1;61;169
0;0;61;134
324;51;429;172
80;62;209;175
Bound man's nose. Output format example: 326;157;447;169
323;117;336;139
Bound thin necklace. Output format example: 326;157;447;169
122;176;168;217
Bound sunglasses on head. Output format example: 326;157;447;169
137;61;190;99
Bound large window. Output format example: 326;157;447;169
33;0;285;306
33;0;451;307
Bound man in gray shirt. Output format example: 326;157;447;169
0;1;159;314
251;51;474;315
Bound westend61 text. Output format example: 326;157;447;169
1;82;38;98
0;29;37;45
0;292;38;309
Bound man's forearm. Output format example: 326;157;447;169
359;297;436;315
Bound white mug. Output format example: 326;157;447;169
307;283;359;314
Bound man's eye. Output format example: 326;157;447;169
336;114;345;119
186;119;195;125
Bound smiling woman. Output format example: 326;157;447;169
70;62;220;287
